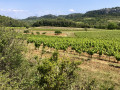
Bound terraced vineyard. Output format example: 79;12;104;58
27;30;120;63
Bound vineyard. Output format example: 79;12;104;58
27;30;120;63
1;1;120;89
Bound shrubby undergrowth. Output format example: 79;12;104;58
0;28;80;89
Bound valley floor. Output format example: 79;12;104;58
26;43;120;89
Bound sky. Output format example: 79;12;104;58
0;0;120;19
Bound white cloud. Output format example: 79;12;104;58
12;9;25;12
0;9;28;19
0;9;25;12
35;10;64;16
0;9;75;19
69;9;75;12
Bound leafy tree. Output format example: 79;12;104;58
107;23;117;29
32;19;77;27
0;15;27;27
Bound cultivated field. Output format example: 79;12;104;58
23;27;120;89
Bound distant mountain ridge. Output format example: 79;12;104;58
25;14;57;20
0;15;27;27
22;6;120;29
24;7;120;20
85;7;120;16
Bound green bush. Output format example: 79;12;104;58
115;53;120;62
107;23;117;29
24;30;29;33
55;30;62;35
87;49;94;58
42;32;46;34
84;28;88;31
36;32;40;35
0;28;25;71
25;26;30;29
31;32;34;35
50;51;59;62
35;58;79;89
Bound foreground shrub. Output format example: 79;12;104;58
0;28;26;89
0;28;25;71
35;58;79;89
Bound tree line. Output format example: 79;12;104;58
32;18;120;29
32;18;77;27
0;15;28;27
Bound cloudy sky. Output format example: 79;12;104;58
0;0;119;19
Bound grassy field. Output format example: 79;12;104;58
75;30;120;40
28;26;105;31
24;26;112;37
1;27;26;30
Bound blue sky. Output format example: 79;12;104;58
0;0;119;19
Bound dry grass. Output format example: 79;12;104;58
25;43;120;89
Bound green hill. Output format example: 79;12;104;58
23;7;120;29
85;7;120;17
0;15;27;27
